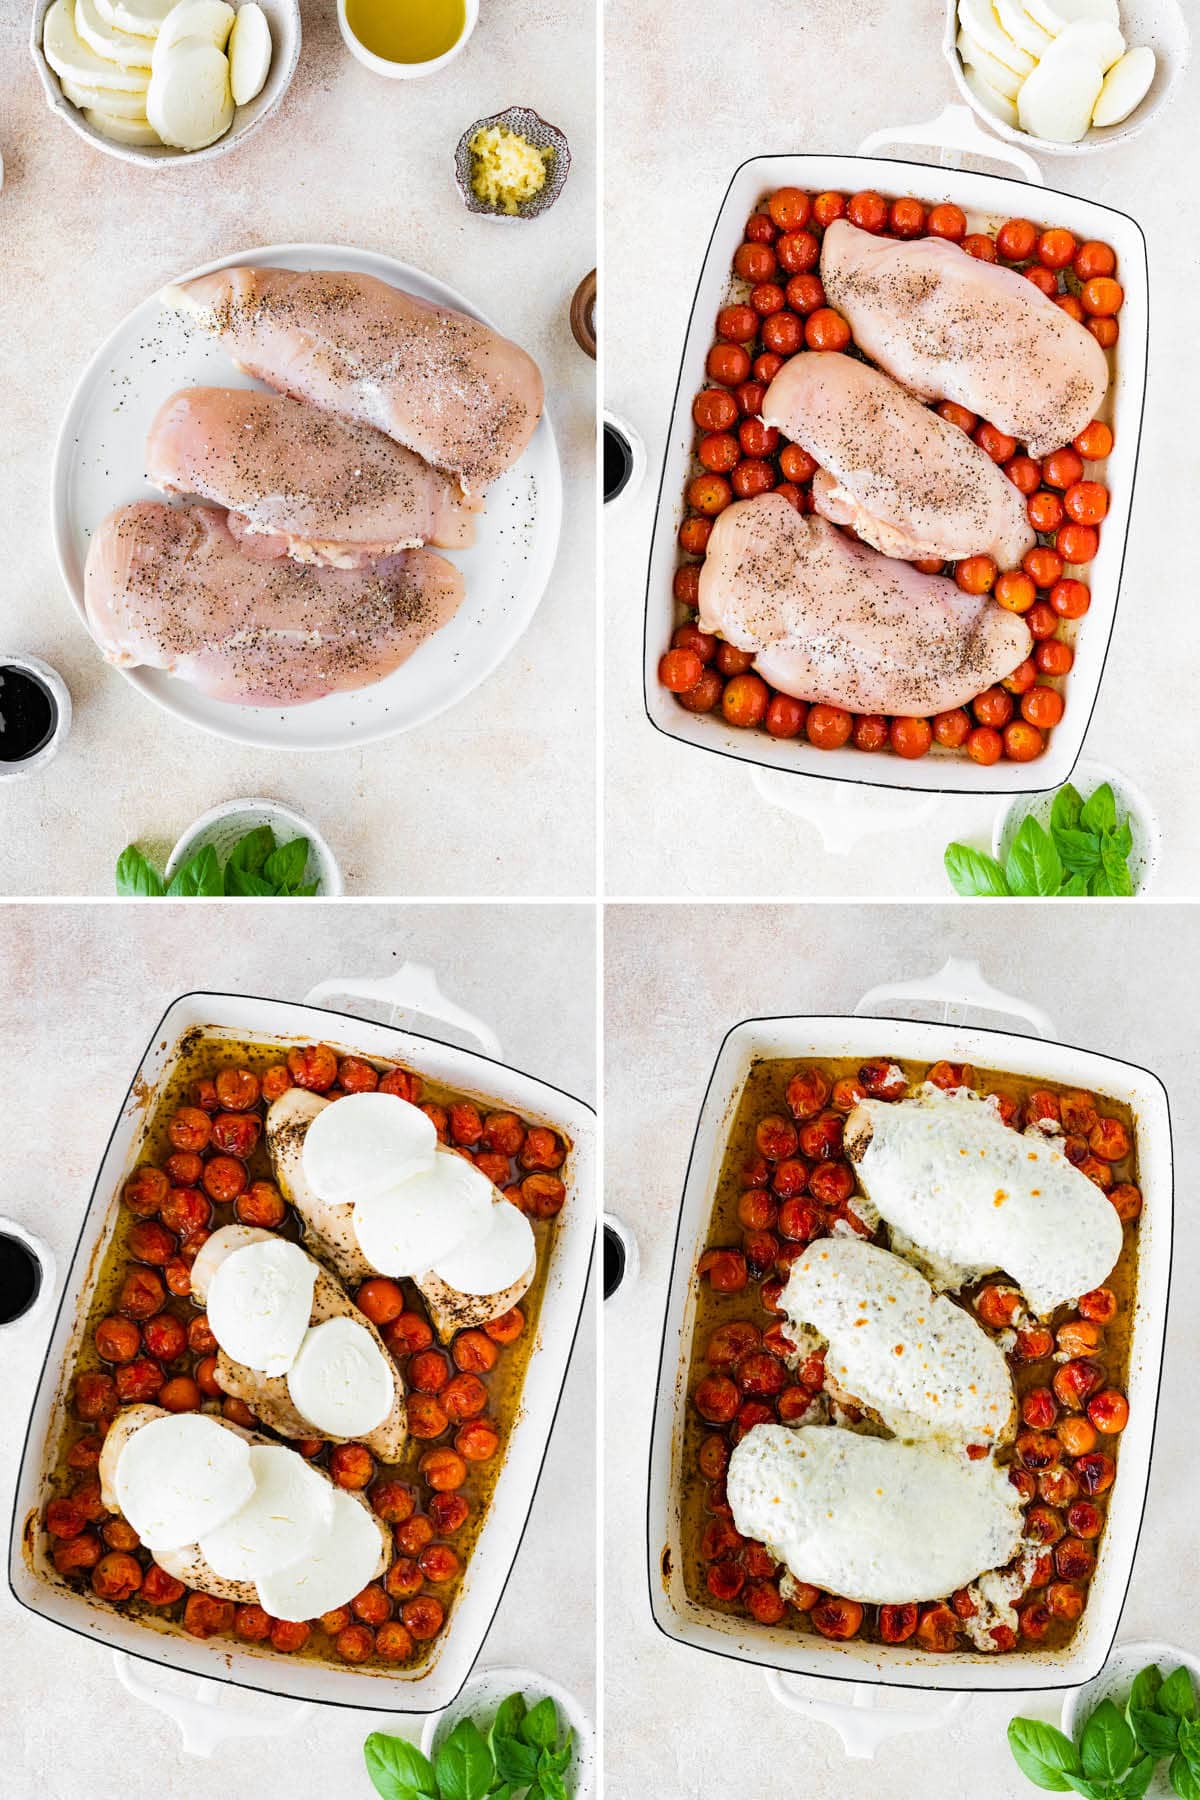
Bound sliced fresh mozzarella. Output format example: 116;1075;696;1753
147;38;234;149
302;1090;437;1206
98;1403;165;1510
198;1444;334;1581
285;1316;394;1438
189;1221;275;1304
782;1238;1015;1444
1093;45;1156;126
206;1236;316;1376
1050;0;1119;21
228;1;272;105
1024;0;1066;31
727;1423;1024;1606
153;0;234;61
75;0;154;67
1017;27;1105;141
105;0;179;34
957;0;1034;72
994;0;1054;57
1068;18;1126;69
62;74;149;113
430;1197;535;1296
115;1412;255;1551
44;0;151;91
962;61;1020;124
352;1149;494;1277
256;1487;387;1622
957;32;1025;99
845;1086;1124;1316
83;106;160;143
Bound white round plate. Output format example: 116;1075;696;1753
51;243;562;751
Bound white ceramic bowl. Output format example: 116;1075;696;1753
0;1218;55;1338
30;0;301;168
337;0;478;79
419;1665;595;1798
0;654;72;781
1061;1639;1200;1799
992;758;1161;894
164;799;344;895
943;0;1190;156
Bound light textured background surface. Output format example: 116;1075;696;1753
1;0;595;897
604;901;1198;1798
604;0;1200;896
0;902;595;1798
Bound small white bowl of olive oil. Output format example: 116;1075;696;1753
338;0;478;77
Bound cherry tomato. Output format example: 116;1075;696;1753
927;203;966;241
1082;276;1123;316
851;713;888;752
721;672;770;728
768;187;811;231
1028;490;1064;533
1037;228;1076;269
997;217;1038;261
1050;578;1091;619
806;703;852;749
707;344;751;388
785;273;825;314
994;571;1035;614
745;212;778;244
693;388;738;433
1025;265;1059;297
890;717;932;760
1073;240;1115;281
679;516;712;555
716;302;757;343
1064;480;1108;525
956;555;997;596
1074;419;1113;460
776;229;820;274
933;708;970;748
812;191;846;227
733;242;775;284
1088;316;1119;348
1005;454;1042;494
975;422;1017;463
764;693;807;738
804;308;851;352
686;473;732;516
1004;720;1044;762
1022;686;1064;729
1057;523;1099;564
962;232;997;262
889;196;926;237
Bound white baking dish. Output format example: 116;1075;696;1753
7;976;595;1714
647;963;1172;1693
642;109;1149;796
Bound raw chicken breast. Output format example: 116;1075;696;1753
84;501;463;707
820;221;1109;459
146;387;481;568
697;493;1032;715
762;353;1035;568
163;267;545;495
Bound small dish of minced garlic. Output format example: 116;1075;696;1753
454;104;570;220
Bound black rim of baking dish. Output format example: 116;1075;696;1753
9;988;595;1715
645;1009;1173;1693
640;151;1150;800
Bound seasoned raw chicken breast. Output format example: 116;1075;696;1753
762;353;1035;568
820;220;1109;459
697;494;1032;715
146;387;481;568
163;267;545;495
84;501;463;707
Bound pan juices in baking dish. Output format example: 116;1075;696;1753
681;1057;1140;1656
34;1033;571;1672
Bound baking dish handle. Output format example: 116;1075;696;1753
112;1652;313;1757
304;963;503;1060
854;955;1054;1038
764;1670;969;1759
858;103;1045;185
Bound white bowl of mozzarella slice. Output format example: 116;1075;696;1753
31;0;299;163
944;0;1189;151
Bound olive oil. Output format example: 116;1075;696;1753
345;0;466;63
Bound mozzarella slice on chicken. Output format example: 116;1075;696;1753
763;353;1035;568
163;266;545;496
728;1423;1024;1605
781;1238;1015;1444
267;1090;373;1285
83;502;464;708
697;494;1032;715
844;1086;1124;1315
146;387;480;567
820;220;1110;459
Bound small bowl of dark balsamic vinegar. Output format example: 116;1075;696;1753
0;1219;54;1333
0;656;71;779
603;1213;639;1300
603;412;646;507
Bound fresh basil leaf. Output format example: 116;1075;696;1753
944;843;1011;897
1129;1666;1164;1714
486;1787;515;1800
543;1735;573;1775
536;1759;568;1800
493;1738;540;1787
1162;1668;1199;1721
1062;1776;1103;1799
1006;815;1063;897
491;1694;527;1747
1128;1707;1178;1757
292;879;320;897
1090;866;1114;897
1053;827;1102;873
1081;782;1118;834
1172;1753;1200;1800
1111;817;1133;859
1117;1754;1158;1799
165;843;224;898
224;863;276;898
1059;873;1088;897
1008;1718;1083;1791
226;824;276;876
1051;783;1083;836
115;845;165;897
362;1732;437;1800
1081;1699;1135;1781
520;1697;560;1753
263;835;310;893
435;1718;495;1800
1100;834;1134;896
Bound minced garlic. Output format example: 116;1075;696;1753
469;124;553;215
